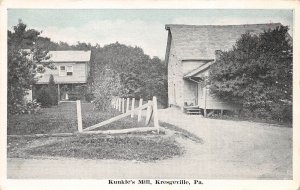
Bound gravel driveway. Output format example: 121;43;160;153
157;108;292;179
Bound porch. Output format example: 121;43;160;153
32;83;87;102
183;77;240;117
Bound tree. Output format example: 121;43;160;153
92;42;167;110
209;26;292;121
7;20;53;114
48;74;58;105
93;66;122;110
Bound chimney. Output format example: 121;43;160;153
215;50;222;61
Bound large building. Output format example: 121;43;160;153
164;23;282;114
30;50;91;101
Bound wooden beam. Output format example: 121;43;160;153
152;96;160;133
118;98;121;112
145;100;153;126
207;110;215;117
131;98;135;118
83;103;150;132
138;98;143;122
82;127;156;135
122;98;125;113
57;84;60;101
126;98;130;112
76;100;83;132
8;133;74;138
113;97;116;108
114;97;117;109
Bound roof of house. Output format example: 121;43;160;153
183;61;215;78
35;75;87;84
165;23;282;60
42;50;91;62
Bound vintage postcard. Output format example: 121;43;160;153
0;0;299;190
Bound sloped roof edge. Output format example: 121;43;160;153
183;61;215;78
42;50;91;62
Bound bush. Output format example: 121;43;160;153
85;93;94;102
68;91;82;101
268;101;292;122
8;100;41;115
209;26;292;123
37;86;57;107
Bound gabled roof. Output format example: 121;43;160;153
184;61;215;78
165;23;282;60
42;50;91;62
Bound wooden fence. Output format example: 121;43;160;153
76;96;160;134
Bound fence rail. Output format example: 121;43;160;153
77;96;160;134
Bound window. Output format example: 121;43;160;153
66;66;73;76
59;66;66;76
59;65;73;76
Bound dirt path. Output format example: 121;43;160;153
158;108;292;179
7;108;292;179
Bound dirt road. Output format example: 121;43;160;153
7;108;292;179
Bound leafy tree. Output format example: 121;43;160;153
36;75;58;107
48;74;58;105
7;21;168;112
7;20;53;114
48;74;55;87
209;26;292;122
93;66;121;110
92;42;167;109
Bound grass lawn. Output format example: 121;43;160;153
8;102;153;135
8;134;183;162
7;102;192;162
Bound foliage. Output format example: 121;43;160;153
92;42;167;110
92;67;122;110
36;75;58;107
48;74;55;86
7;20;53;114
85;93;95;103
8;100;41;115
209;26;292;122
48;74;58;105
8;20;168;113
36;86;53;107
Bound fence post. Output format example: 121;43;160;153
126;98;130;113
118;98;121;111
122;98;125;113
152;96;159;133
145;100;153;126
131;98;135;118
76;100;83;132
138;98;143;122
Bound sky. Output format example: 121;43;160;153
8;9;293;59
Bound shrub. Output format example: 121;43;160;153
8;100;41;115
209;26;292;123
37;86;54;107
85;93;94;102
68;91;82;101
48;75;58;105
